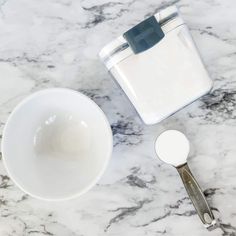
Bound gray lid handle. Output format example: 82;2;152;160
123;16;164;54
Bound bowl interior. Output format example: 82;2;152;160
2;89;112;200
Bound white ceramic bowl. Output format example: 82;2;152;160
2;88;113;201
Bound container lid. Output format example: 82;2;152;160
99;5;184;70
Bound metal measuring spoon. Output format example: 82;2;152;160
155;130;217;230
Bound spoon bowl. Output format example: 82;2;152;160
155;130;189;167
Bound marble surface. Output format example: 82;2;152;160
0;0;236;235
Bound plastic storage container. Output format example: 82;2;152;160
99;5;212;125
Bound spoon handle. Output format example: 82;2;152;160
177;163;217;231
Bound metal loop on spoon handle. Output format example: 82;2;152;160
177;163;218;231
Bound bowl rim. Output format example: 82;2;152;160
1;88;113;201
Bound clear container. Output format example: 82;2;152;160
99;5;213;125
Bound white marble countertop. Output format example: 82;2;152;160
0;0;236;235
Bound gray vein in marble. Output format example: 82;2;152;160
124;167;156;188
126;175;148;188
204;187;221;197
81;1;134;28
25;224;53;236
16;217;52;236
0;0;7;16
79;88;111;102
219;223;236;236
156;229;167;234
191;27;236;45
200;89;236;123
134;195;196;228
0;198;7;208
192;28;228;42
168;196;189;209
105;199;151;232
111;119;143;146
0;51;56;67
137;211;171;227
0;174;11;189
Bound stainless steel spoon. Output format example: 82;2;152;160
155;130;217;230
